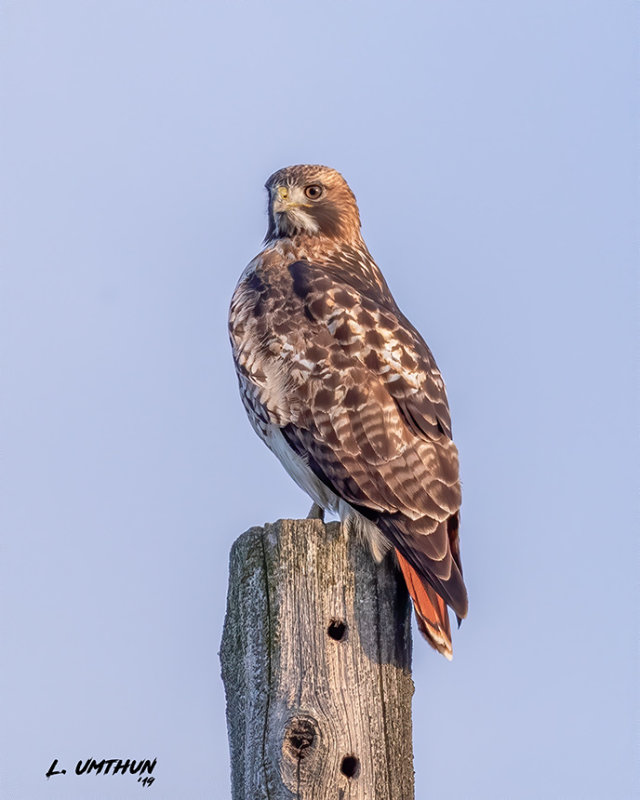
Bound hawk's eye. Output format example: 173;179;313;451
304;184;323;200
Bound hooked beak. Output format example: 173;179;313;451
272;185;310;213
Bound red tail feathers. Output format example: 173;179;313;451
395;549;453;660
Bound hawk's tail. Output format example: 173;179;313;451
395;549;453;660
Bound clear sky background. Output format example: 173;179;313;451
1;2;637;799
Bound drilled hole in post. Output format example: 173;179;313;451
340;755;360;778
327;619;347;641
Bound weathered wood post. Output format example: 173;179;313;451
220;518;415;799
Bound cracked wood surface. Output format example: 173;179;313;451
220;519;415;799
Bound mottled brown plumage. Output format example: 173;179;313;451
229;165;467;658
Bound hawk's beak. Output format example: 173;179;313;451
273;185;294;213
273;185;310;213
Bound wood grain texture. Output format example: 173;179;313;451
220;519;415;799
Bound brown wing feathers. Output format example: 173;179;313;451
275;260;468;624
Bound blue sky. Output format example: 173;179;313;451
1;2;637;798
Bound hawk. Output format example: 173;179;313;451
229;165;467;659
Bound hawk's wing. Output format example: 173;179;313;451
230;258;467;620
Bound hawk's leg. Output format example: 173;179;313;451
307;502;325;521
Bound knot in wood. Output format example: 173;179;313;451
284;717;317;760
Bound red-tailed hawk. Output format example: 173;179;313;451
229;165;467;659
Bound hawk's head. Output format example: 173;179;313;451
264;165;361;243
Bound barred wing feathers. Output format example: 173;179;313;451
229;255;467;648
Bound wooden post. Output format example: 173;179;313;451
220;518;415;800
